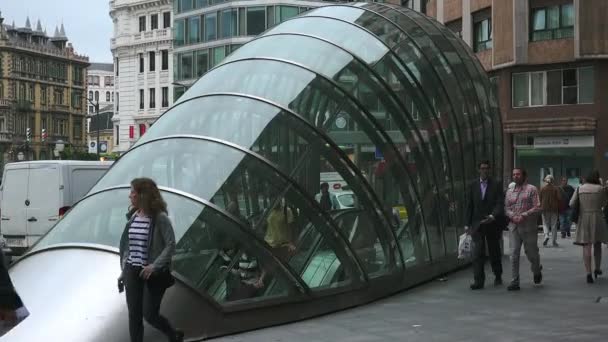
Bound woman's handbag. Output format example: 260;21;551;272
571;188;580;224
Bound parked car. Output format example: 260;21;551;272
315;190;356;210
0;161;113;256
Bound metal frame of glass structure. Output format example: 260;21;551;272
5;4;502;341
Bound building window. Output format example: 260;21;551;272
116;92;119;111
112;92;114;102
149;51;156;72
531;4;574;41
104;76;113;86
220;9;238;38
180;52;193;80
187;17;199;44
205;13;217;41
149;88;156;109
195;50;208;77
115;125;120;145
115;58;119;76
139;53;144;73
162;87;169;107
247;7;266;36
139;89;144;110
161;50;169;70
473;17;492;52
89;105;95;114
139;124;146;137
151;14;158;30
139;16;146;32
175;19;185;46
512;67;594;107
446;19;462;39
88;91;93;101
163;12;171;28
106;91;111;102
94;91;99;102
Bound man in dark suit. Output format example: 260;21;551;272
465;160;505;290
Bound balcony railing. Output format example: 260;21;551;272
0;99;13;107
132;28;172;42
0;132;13;143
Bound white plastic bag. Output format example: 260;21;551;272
458;233;473;260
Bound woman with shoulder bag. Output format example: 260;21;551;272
117;178;183;342
570;170;608;284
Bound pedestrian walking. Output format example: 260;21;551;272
504;168;543;291
464;160;504;289
540;175;562;247
559;177;575;238
118;178;184;342
570;170;608;284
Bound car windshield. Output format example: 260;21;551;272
337;193;355;208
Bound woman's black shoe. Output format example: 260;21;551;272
594;269;603;279
587;274;594;284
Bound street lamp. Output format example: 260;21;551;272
17;152;24;161
171;81;191;101
87;98;100;158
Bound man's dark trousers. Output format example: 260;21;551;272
472;223;502;285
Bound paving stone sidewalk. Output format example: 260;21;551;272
213;234;608;342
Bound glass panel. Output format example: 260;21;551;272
579;67;594;104
530;72;544;106
188;17;200;44
181;0;192;12
220;9;237;38
267;6;275;29
166;61;410;270
532;8;546;31
174;19;185;46
512;73;529;107
195;0;207;9
33;189;298;304
205;13;217;41
563;87;577;104
195;50;209;77
561;4;574;27
212;46;226;67
180;52;193;80
279;6;299;22
239;8;247;36
172;204;297;303
547;6;559;29
90;138;366;283
247;7;266;35
266;16;389;65
562;69;577;86
547;70;562;105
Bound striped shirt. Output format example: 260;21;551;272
126;214;151;267
219;249;260;282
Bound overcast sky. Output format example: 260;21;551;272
2;0;113;62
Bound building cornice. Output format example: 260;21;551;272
110;0;171;16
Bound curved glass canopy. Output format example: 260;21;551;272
24;3;502;340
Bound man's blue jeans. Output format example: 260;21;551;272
560;208;572;237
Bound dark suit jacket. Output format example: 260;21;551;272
465;178;505;232
0;250;22;310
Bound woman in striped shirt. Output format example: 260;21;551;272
118;178;183;342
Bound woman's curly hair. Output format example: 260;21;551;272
131;178;167;216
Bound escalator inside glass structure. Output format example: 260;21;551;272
5;3;502;341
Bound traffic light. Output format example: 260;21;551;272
41;128;47;142
26;127;31;142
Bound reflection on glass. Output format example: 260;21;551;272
92;138;367;284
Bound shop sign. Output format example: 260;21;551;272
533;136;594;149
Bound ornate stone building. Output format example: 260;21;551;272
0;11;89;166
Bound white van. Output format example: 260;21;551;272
0;161;113;255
